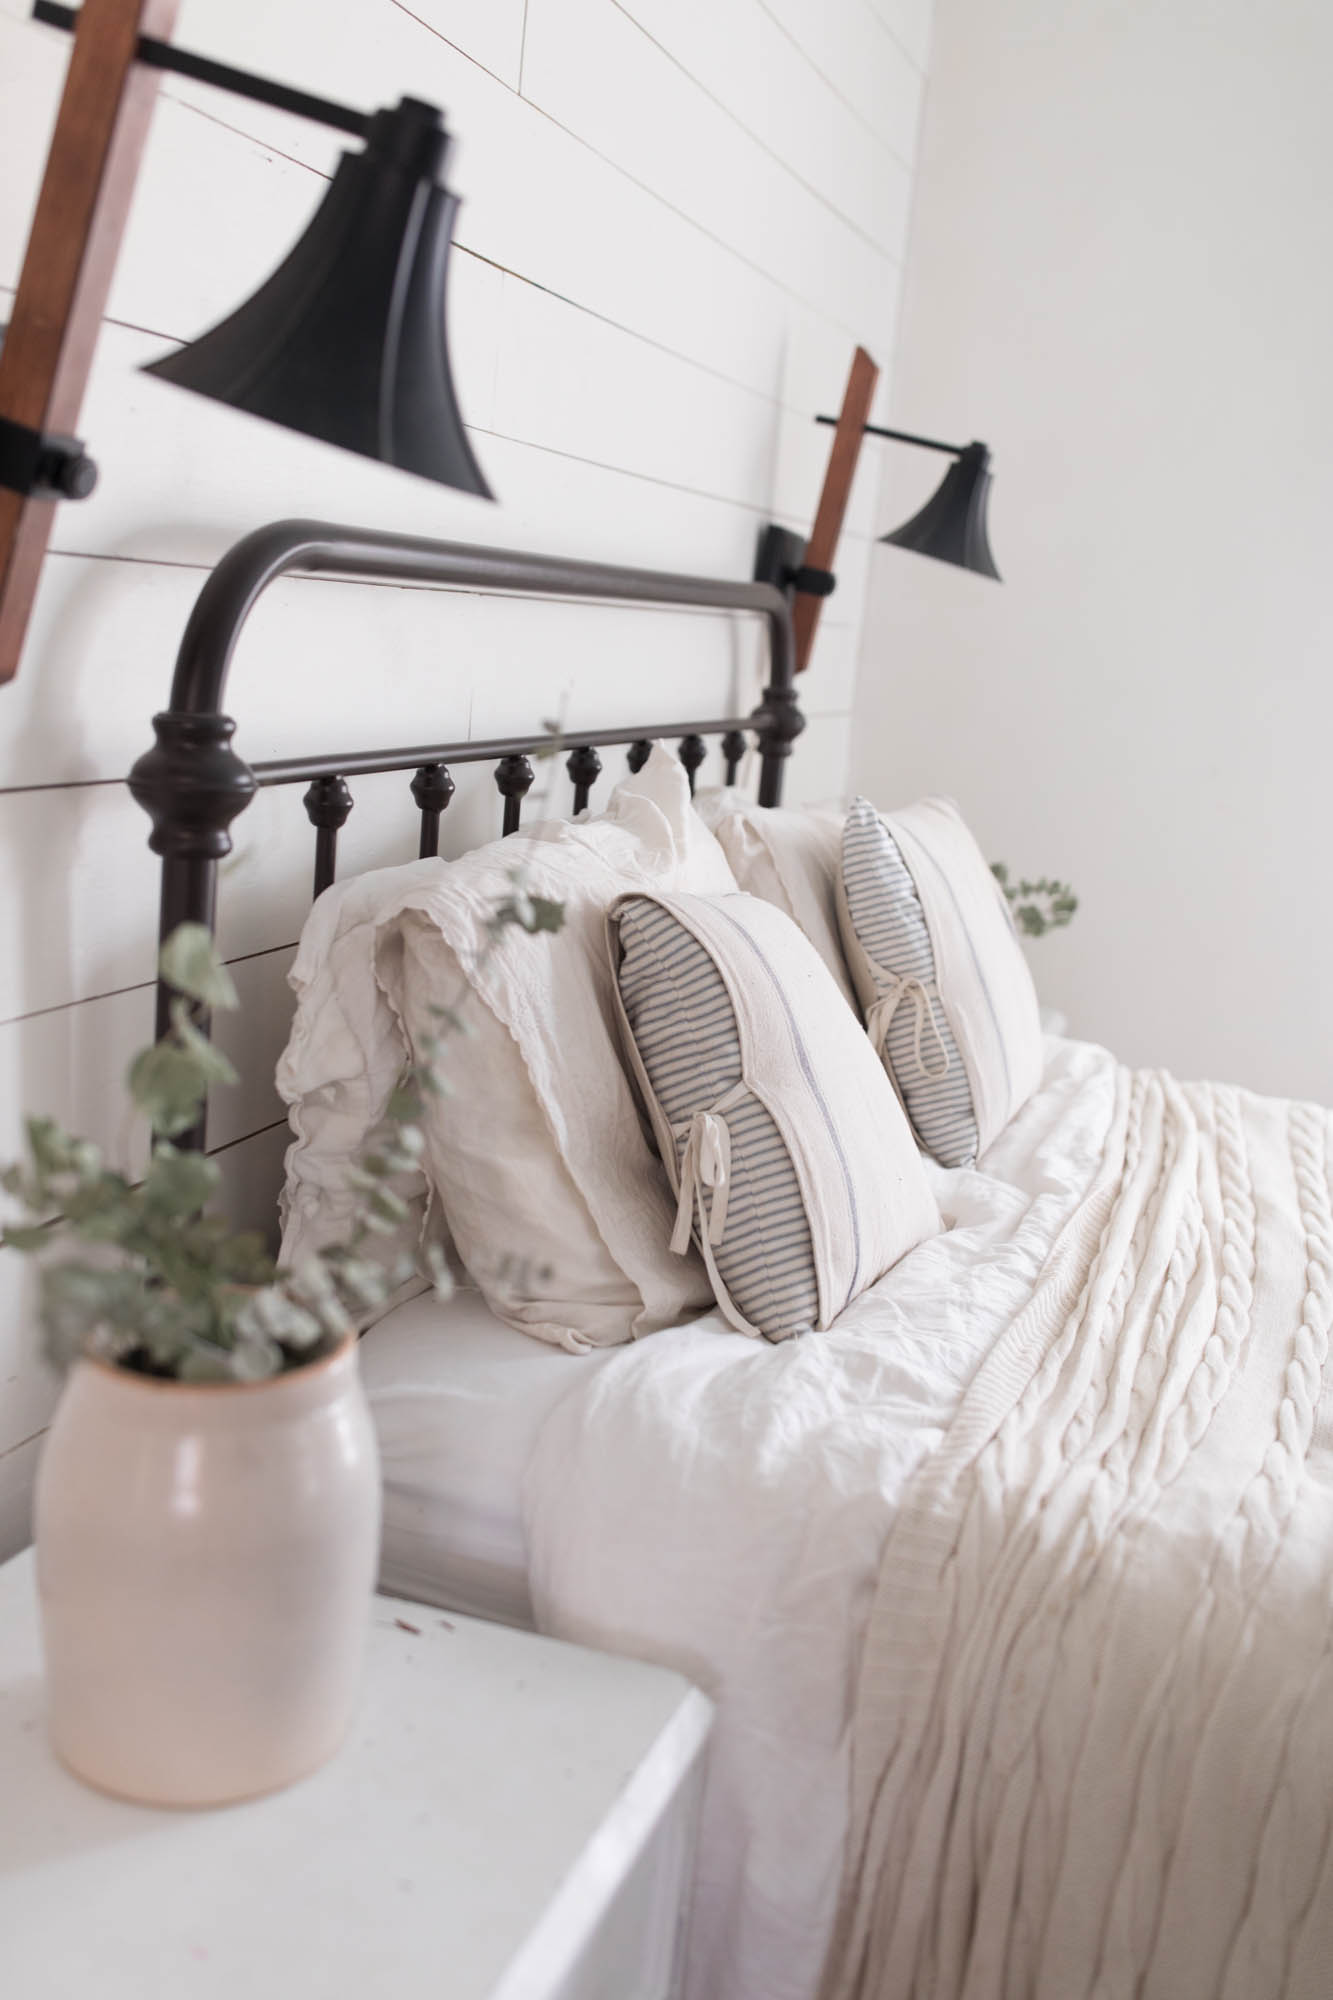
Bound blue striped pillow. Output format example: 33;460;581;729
609;890;940;1341
840;802;979;1166
837;797;1044;1167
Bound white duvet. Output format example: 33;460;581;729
525;1037;1333;2000
522;1037;1119;2000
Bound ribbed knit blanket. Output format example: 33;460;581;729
823;1067;1333;2000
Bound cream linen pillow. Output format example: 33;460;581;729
836;796;1044;1167
608;890;939;1341
279;749;734;1351
692;788;857;1010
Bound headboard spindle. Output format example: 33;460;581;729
411;762;455;859
566;745;602;814
495;753;535;836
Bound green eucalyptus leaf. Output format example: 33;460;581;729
39;1262;143;1372
26;1117;74;1177
426;1002;476;1038
159;925;240;1011
215;1232;277;1286
286;1258;356;1338
142;1144;222;1219
2;1224;53;1253
329;1257;392;1310
127;1042;212;1137
367;1186;409;1225
385;1084;423;1123
67;1139;103;1178
492;891;565;937
524;896;565;935
229;1334;285;1381
422;1240;455;1304
235;1285;324;1351
177;1344;242;1384
172;1009;241;1088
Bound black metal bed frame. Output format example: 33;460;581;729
127;519;803;1066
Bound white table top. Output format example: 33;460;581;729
0;1550;711;1999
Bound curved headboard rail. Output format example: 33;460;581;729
128;517;802;1057
164;518;797;716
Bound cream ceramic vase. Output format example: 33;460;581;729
34;1335;381;1807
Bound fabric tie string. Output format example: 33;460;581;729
670;1108;734;1256
664;1082;769;1342
867;977;951;1083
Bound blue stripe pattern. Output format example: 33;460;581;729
841;800;980;1168
615;898;819;1342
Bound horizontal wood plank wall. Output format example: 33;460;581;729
0;0;933;1554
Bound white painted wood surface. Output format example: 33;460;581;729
0;1550;713;1999
0;0;935;1553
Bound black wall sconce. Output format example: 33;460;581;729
754;346;1000;676
821;416;1000;581
0;0;490;686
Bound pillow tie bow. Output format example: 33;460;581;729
670;1106;735;1256
867;976;951;1083
664;1081;774;1343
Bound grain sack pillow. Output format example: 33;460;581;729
693;788;857;1011
608;890;939;1342
836;795;1043;1168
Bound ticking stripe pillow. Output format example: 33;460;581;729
836;797;1044;1167
608;890;939;1342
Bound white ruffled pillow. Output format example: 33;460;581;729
278;749;735;1350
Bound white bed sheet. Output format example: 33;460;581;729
360;1289;619;1627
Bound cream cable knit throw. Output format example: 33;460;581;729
824;1067;1333;2000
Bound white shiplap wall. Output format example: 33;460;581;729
0;0;933;1553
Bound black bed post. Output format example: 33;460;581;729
127;712;257;1041
752;598;803;808
127;528;279;1145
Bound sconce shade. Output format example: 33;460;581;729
880;441;1000;580
142;98;492;499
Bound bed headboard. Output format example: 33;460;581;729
127;518;802;1062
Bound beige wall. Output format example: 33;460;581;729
0;0;934;1552
852;0;1333;1099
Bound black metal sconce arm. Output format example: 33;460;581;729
32;2;372;137
814;413;967;458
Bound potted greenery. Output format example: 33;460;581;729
0;914;545;1807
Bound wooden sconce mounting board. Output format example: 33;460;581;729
794;344;879;675
0;0;179;688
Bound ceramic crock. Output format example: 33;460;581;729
33;1334;381;1807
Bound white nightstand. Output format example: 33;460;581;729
0;1550;712;1999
